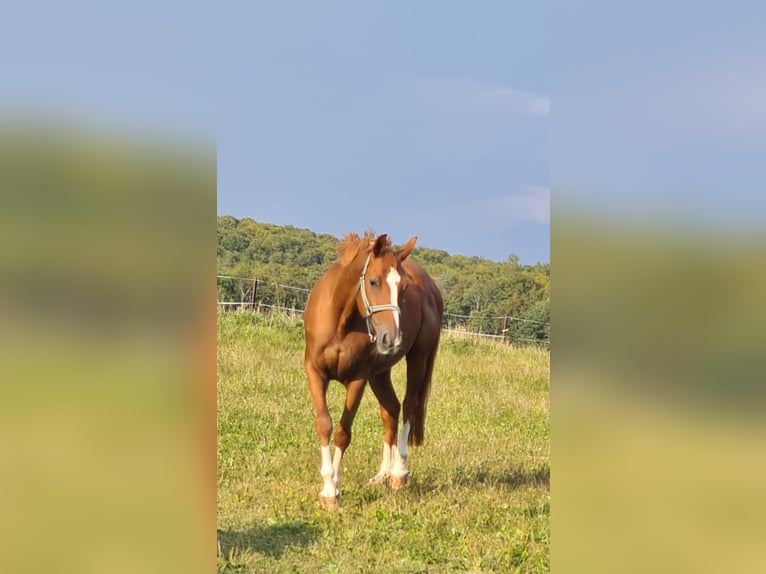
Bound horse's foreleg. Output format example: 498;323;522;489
306;364;337;509
331;378;366;498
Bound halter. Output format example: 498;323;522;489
358;252;401;342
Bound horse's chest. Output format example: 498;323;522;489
322;343;400;382
323;345;361;380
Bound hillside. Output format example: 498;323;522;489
217;216;549;342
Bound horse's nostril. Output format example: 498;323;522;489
381;332;390;346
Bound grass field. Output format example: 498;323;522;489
217;311;550;573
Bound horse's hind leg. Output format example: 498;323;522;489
368;370;407;487
394;342;438;488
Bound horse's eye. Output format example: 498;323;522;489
369;278;380;288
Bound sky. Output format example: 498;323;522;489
0;3;215;139
217;2;550;264
554;0;766;231
5;2;763;264
1;2;550;263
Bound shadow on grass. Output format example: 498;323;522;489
217;520;319;560
410;465;549;495
472;465;550;489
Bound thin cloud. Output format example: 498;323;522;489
478;186;550;225
670;59;766;141
442;186;550;229
415;77;550;118
592;56;766;145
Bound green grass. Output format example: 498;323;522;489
217;311;550;573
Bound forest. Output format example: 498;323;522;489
217;215;549;343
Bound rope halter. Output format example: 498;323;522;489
358;252;401;342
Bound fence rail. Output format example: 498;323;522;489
217;275;549;346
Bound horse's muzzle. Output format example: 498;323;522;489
375;329;401;355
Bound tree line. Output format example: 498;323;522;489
217;216;549;343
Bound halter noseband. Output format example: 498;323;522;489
358;252;401;342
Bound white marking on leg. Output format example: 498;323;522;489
332;446;343;487
319;444;338;498
391;420;410;478
385;268;402;343
397;420;410;460
369;442;394;483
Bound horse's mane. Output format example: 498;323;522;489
337;231;391;266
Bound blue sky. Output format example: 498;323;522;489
554;0;766;230
4;1;766;263
2;2;549;263
218;2;550;263
0;3;214;138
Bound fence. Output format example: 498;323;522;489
217;275;549;347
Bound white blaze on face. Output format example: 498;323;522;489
385;267;401;335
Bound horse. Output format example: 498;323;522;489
303;231;443;510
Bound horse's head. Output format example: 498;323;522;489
358;233;418;355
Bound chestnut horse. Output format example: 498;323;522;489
303;232;443;509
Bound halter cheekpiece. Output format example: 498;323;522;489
358;252;401;342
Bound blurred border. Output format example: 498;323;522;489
0;3;216;572
553;1;766;571
0;119;216;574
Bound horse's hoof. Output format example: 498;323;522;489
367;473;388;486
319;494;338;511
389;473;408;490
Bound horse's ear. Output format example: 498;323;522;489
373;234;389;256
397;236;418;261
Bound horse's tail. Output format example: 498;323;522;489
408;336;440;447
